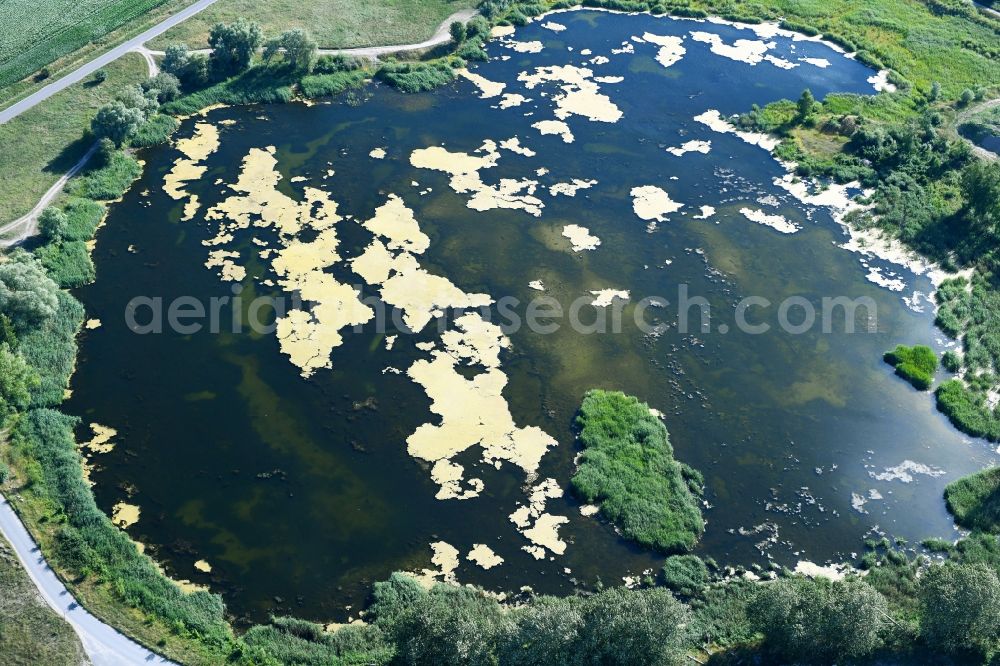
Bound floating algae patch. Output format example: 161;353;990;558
81;423;117;454
467;544;504;569
111;502;140;528
163;122;222;221
409;140;544;217
518;64;623;124
204;146;373;376
562;224;601;252
630;185;683;223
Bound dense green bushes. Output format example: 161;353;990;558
750;577;892;663
34;241;95;288
572;390;704;553
299;71;368;99
661;554;708;596
945;466;1000;532
375;61;457;93
66;150;142;201
883;344;938;390
129;113;179;148
936;378;1000;441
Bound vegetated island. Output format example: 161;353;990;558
883;344;938;391
945;466;1000;533
572;389;704;553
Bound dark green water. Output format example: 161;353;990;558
68;11;994;624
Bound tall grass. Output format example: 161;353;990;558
571;390;704;553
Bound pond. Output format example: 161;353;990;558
67;9;995;624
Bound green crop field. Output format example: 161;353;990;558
0;0;170;89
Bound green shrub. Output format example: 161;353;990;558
883;344;938;390
314;54;365;74
239;617;392;664
945;467;1000;532
129;114;179;148
375;61;455;93
750;577;891;662
942;350;962;373
17;291;84;408
662;555;708;596
456;39;489;62
571;390;704;553
162;66;295;116
935;379;1000;441
66;151;142;201
299;70;367;98
34;241;95;288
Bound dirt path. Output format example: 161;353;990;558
0;142;99;247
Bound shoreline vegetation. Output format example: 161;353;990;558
572;390;704;553
883;344;938;391
1;0;1000;663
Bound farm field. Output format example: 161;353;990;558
0;53;148;223
0;0;173;91
148;0;473;50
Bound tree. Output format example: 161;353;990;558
465;16;491;40
797;88;816;120
0;250;60;331
0;343;38;422
929;81;941;101
0;343;35;403
209;19;263;76
162;44;209;88
662;554;709;596
263;29;317;72
750;577;890;662
0;313;17;349
93;69;108;84
962;161;1000;226
499;596;583;666
141;72;181;102
375;582;502;666
450;21;466;45
38;207;69;241
116;84;159;119
91;101;144;146
577;587;691;665
959;88;975;107
920;563;1000;658
162;44;190;76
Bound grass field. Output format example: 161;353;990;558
148;0;473;50
0;0;170;91
0;53;148;224
0;532;88;666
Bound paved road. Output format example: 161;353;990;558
0;0;220;125
0;142;99;247
0;494;177;666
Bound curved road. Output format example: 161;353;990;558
0;494;177;665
